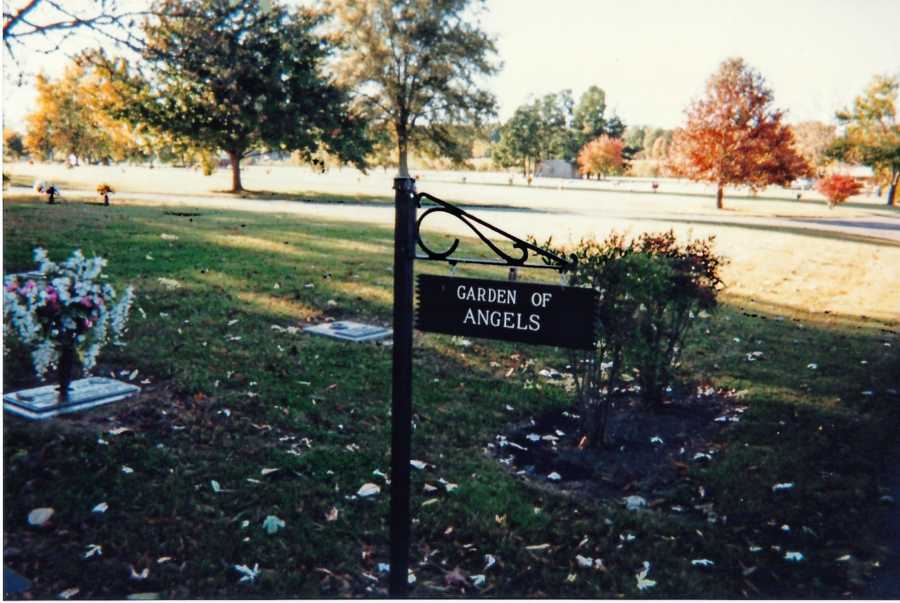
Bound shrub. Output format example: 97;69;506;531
534;231;724;446
96;183;114;195
816;174;862;207
628;232;724;407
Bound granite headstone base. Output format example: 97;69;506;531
304;320;392;343
3;377;140;420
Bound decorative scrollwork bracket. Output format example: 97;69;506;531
414;192;576;272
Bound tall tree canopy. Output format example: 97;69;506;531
24;61;145;162
791;121;836;176
491;104;541;176
668;58;810;209
828;75;900;206
103;0;369;192
577;135;625;179
328;0;499;177
492;87;626;173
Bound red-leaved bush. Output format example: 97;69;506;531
816;174;862;207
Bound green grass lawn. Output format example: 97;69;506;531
3;197;899;598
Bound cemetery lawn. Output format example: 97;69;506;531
3;197;899;598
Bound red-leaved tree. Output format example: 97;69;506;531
577;135;625;179
668;58;811;209
816;174;862;208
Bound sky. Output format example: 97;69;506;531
3;0;899;131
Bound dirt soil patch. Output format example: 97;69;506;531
492;384;744;503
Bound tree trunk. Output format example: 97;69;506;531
716;185;724;209
888;170;898;207
228;151;242;192
397;135;410;179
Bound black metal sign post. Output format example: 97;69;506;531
389;177;416;596
388;182;585;597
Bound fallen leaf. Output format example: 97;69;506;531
410;460;427;470
262;515;286;534
211;481;222;493
325;507;339;522
59;587;80;599
260;468;280;476
484;554;496;570
27;507;54;526
576;554;594;568
772;482;794;492
547;472;561;481
84;544;103;559
471;574;486;587
784;551;804;562
421;498;439;507
624;495;647;511
691;559;715;567
129;566;150;580
108;427;132;435
92;502;109;513
122;466;135;474
234;563;260;583
357;483;381;497
526;543;550;551
444;566;468;588
636;561;656;591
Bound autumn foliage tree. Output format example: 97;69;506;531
24;62;144;163
577;135;625;179
828;75;900;206
668;58;811;209
816;174;862;208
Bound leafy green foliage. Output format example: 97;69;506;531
535;231;724;443
330;0;499;177
829;75;900;206
102;0;370;191
494;87;626;171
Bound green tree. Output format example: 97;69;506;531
572;86;625;149
4;128;26;159
492;104;541;175
329;0;499;178
104;0;369;192
829;75;900;206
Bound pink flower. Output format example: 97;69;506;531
22;280;36;292
81;296;93;308
83;319;94;329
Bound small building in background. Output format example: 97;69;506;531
534;159;577;179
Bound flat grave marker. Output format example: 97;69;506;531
304;320;392;343
4;377;141;420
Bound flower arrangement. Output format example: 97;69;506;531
3;247;135;401
97;183;114;206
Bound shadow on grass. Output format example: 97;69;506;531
213;188;550;214
3;198;900;598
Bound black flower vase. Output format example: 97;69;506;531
57;344;76;404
